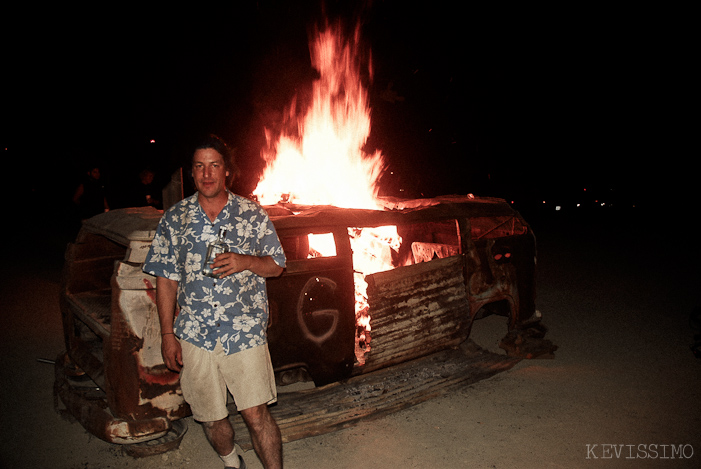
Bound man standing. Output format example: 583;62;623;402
143;135;286;469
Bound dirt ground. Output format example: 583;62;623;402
1;210;700;468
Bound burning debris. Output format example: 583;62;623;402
253;22;402;366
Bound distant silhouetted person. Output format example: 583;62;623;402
133;168;162;209
73;166;109;219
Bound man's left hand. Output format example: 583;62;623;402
211;252;251;278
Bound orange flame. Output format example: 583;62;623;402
254;24;384;209
253;23;400;365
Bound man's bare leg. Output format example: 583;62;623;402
240;404;282;469
202;417;236;458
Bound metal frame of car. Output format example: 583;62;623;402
56;194;539;446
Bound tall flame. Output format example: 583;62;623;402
253;24;384;208
253;23;400;365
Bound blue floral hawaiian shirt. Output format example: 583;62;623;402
142;191;286;355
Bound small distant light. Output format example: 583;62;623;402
555;206;561;211
150;139;156;143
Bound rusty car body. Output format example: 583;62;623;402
56;194;540;446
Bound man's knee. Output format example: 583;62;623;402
202;417;230;428
200;417;236;456
201;416;235;438
241;404;275;430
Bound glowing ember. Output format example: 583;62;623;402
253;23;401;365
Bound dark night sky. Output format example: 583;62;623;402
4;2;692;221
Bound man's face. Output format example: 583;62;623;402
192;148;229;199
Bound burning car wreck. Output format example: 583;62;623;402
55;19;556;454
55;193;554;452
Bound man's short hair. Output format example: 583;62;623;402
193;134;232;168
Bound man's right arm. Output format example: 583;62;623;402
156;276;182;372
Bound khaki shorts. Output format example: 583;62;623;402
179;339;277;422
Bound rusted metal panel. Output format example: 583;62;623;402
266;227;357;386
411;241;460;263
64;291;112;340
267;196;516;232
54;354;172;445
464;229;537;328
62;236;124;295
80;206;162;245
59;208;189;444
105;268;188;422
362;255;470;373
